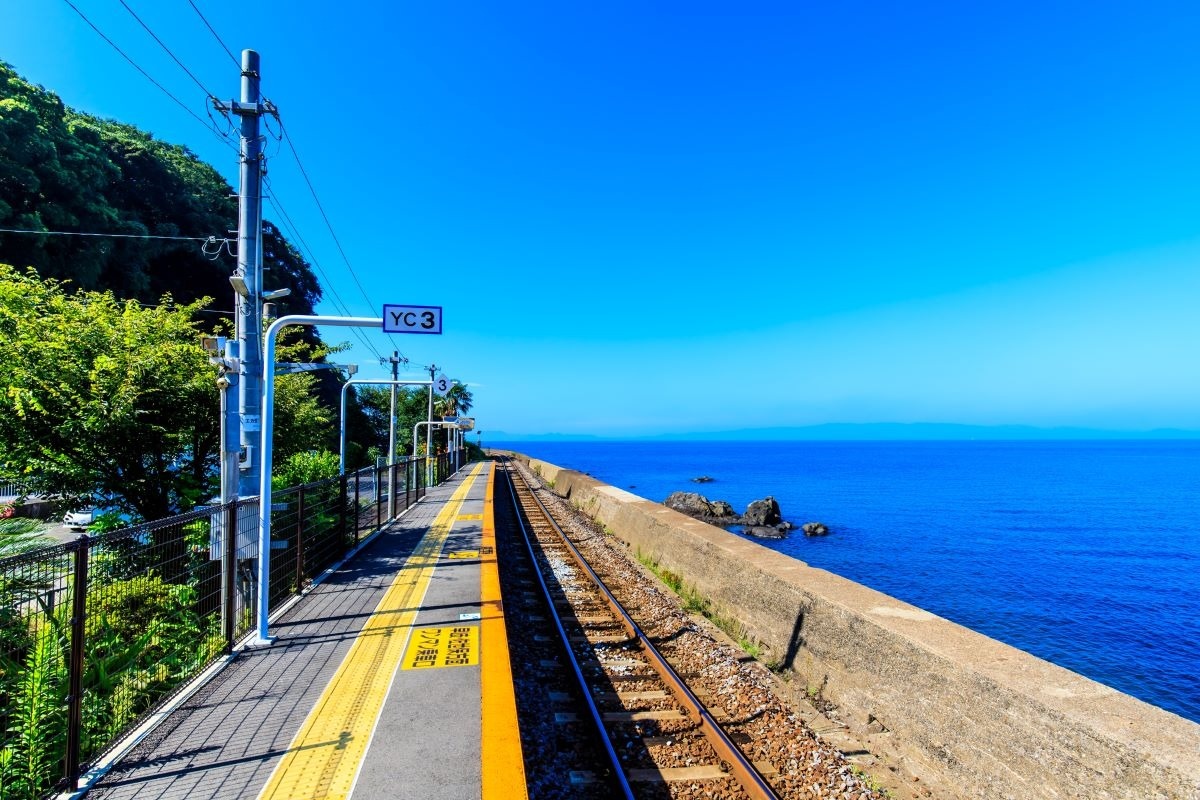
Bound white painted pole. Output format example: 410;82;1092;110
255;315;380;645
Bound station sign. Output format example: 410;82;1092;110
433;373;453;396
382;304;442;334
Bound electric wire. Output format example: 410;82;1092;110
60;0;238;156
0;227;225;243
187;0;240;68
275;120;404;353
265;198;383;360
264;186;387;362
59;0;387;366
117;0;217;99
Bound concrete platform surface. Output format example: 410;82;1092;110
79;461;524;800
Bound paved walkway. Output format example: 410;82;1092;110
81;462;524;800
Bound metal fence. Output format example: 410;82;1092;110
0;450;464;799
0;482;25;500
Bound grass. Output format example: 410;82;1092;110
634;549;765;659
850;765;891;797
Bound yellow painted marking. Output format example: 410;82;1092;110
481;462;528;799
457;513;483;520
401;625;479;669
447;550;480;559
258;463;487;800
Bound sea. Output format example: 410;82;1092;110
490;439;1200;724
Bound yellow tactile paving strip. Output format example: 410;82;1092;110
480;462;529;799
257;463;486;800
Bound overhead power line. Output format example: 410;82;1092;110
117;0;216;99
263;184;387;362
0;227;224;243
61;0;237;155
274;120;404;353
187;0;240;68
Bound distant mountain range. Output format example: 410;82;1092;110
487;423;1200;442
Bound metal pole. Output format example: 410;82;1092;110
295;484;306;593
255;315;379;644
353;470;361;544
386;353;399;518
234;49;267;500
224;501;238;648
426;364;436;483
218;340;239;647
65;535;89;789
387;353;399;463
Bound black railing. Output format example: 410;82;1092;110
0;451;464;799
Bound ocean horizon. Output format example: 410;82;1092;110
491;438;1200;724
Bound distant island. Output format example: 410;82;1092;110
488;422;1200;442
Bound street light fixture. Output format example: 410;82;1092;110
229;275;249;298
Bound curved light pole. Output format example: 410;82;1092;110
255;314;380;645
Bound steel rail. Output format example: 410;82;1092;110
498;459;635;800
505;458;782;800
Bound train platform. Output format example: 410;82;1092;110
77;461;526;800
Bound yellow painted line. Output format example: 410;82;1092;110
458;513;483;520
258;463;486;800
480;462;528;799
401;625;479;669
447;550;480;559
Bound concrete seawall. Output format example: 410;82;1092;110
516;454;1200;800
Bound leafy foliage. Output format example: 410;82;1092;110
347;385;437;465
0;61;323;315
0;264;217;520
273;451;341;490
0;572;222;799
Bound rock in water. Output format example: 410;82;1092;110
710;500;737;518
663;492;739;522
742;496;782;527
743;525;788;539
802;522;830;536
691;475;715;483
664;491;718;518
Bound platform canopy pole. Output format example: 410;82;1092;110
254;315;380;645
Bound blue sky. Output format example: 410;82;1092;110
3;1;1199;437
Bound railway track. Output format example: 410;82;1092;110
497;457;782;800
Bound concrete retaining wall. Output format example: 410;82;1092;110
519;454;1200;800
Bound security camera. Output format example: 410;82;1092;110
216;375;232;390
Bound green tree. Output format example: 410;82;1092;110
0;264;217;520
434;383;474;419
1;62;325;316
345;385;434;465
433;383;474;452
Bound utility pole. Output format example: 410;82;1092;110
384;351;403;519
384;352;403;464
426;364;437;475
230;49;269;499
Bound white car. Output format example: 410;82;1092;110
63;508;95;531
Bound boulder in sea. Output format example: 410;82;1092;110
710;500;737;518
802;522;831;537
663;491;738;522
742;525;788;539
742;496;782;527
691;475;715;483
664;491;718;518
